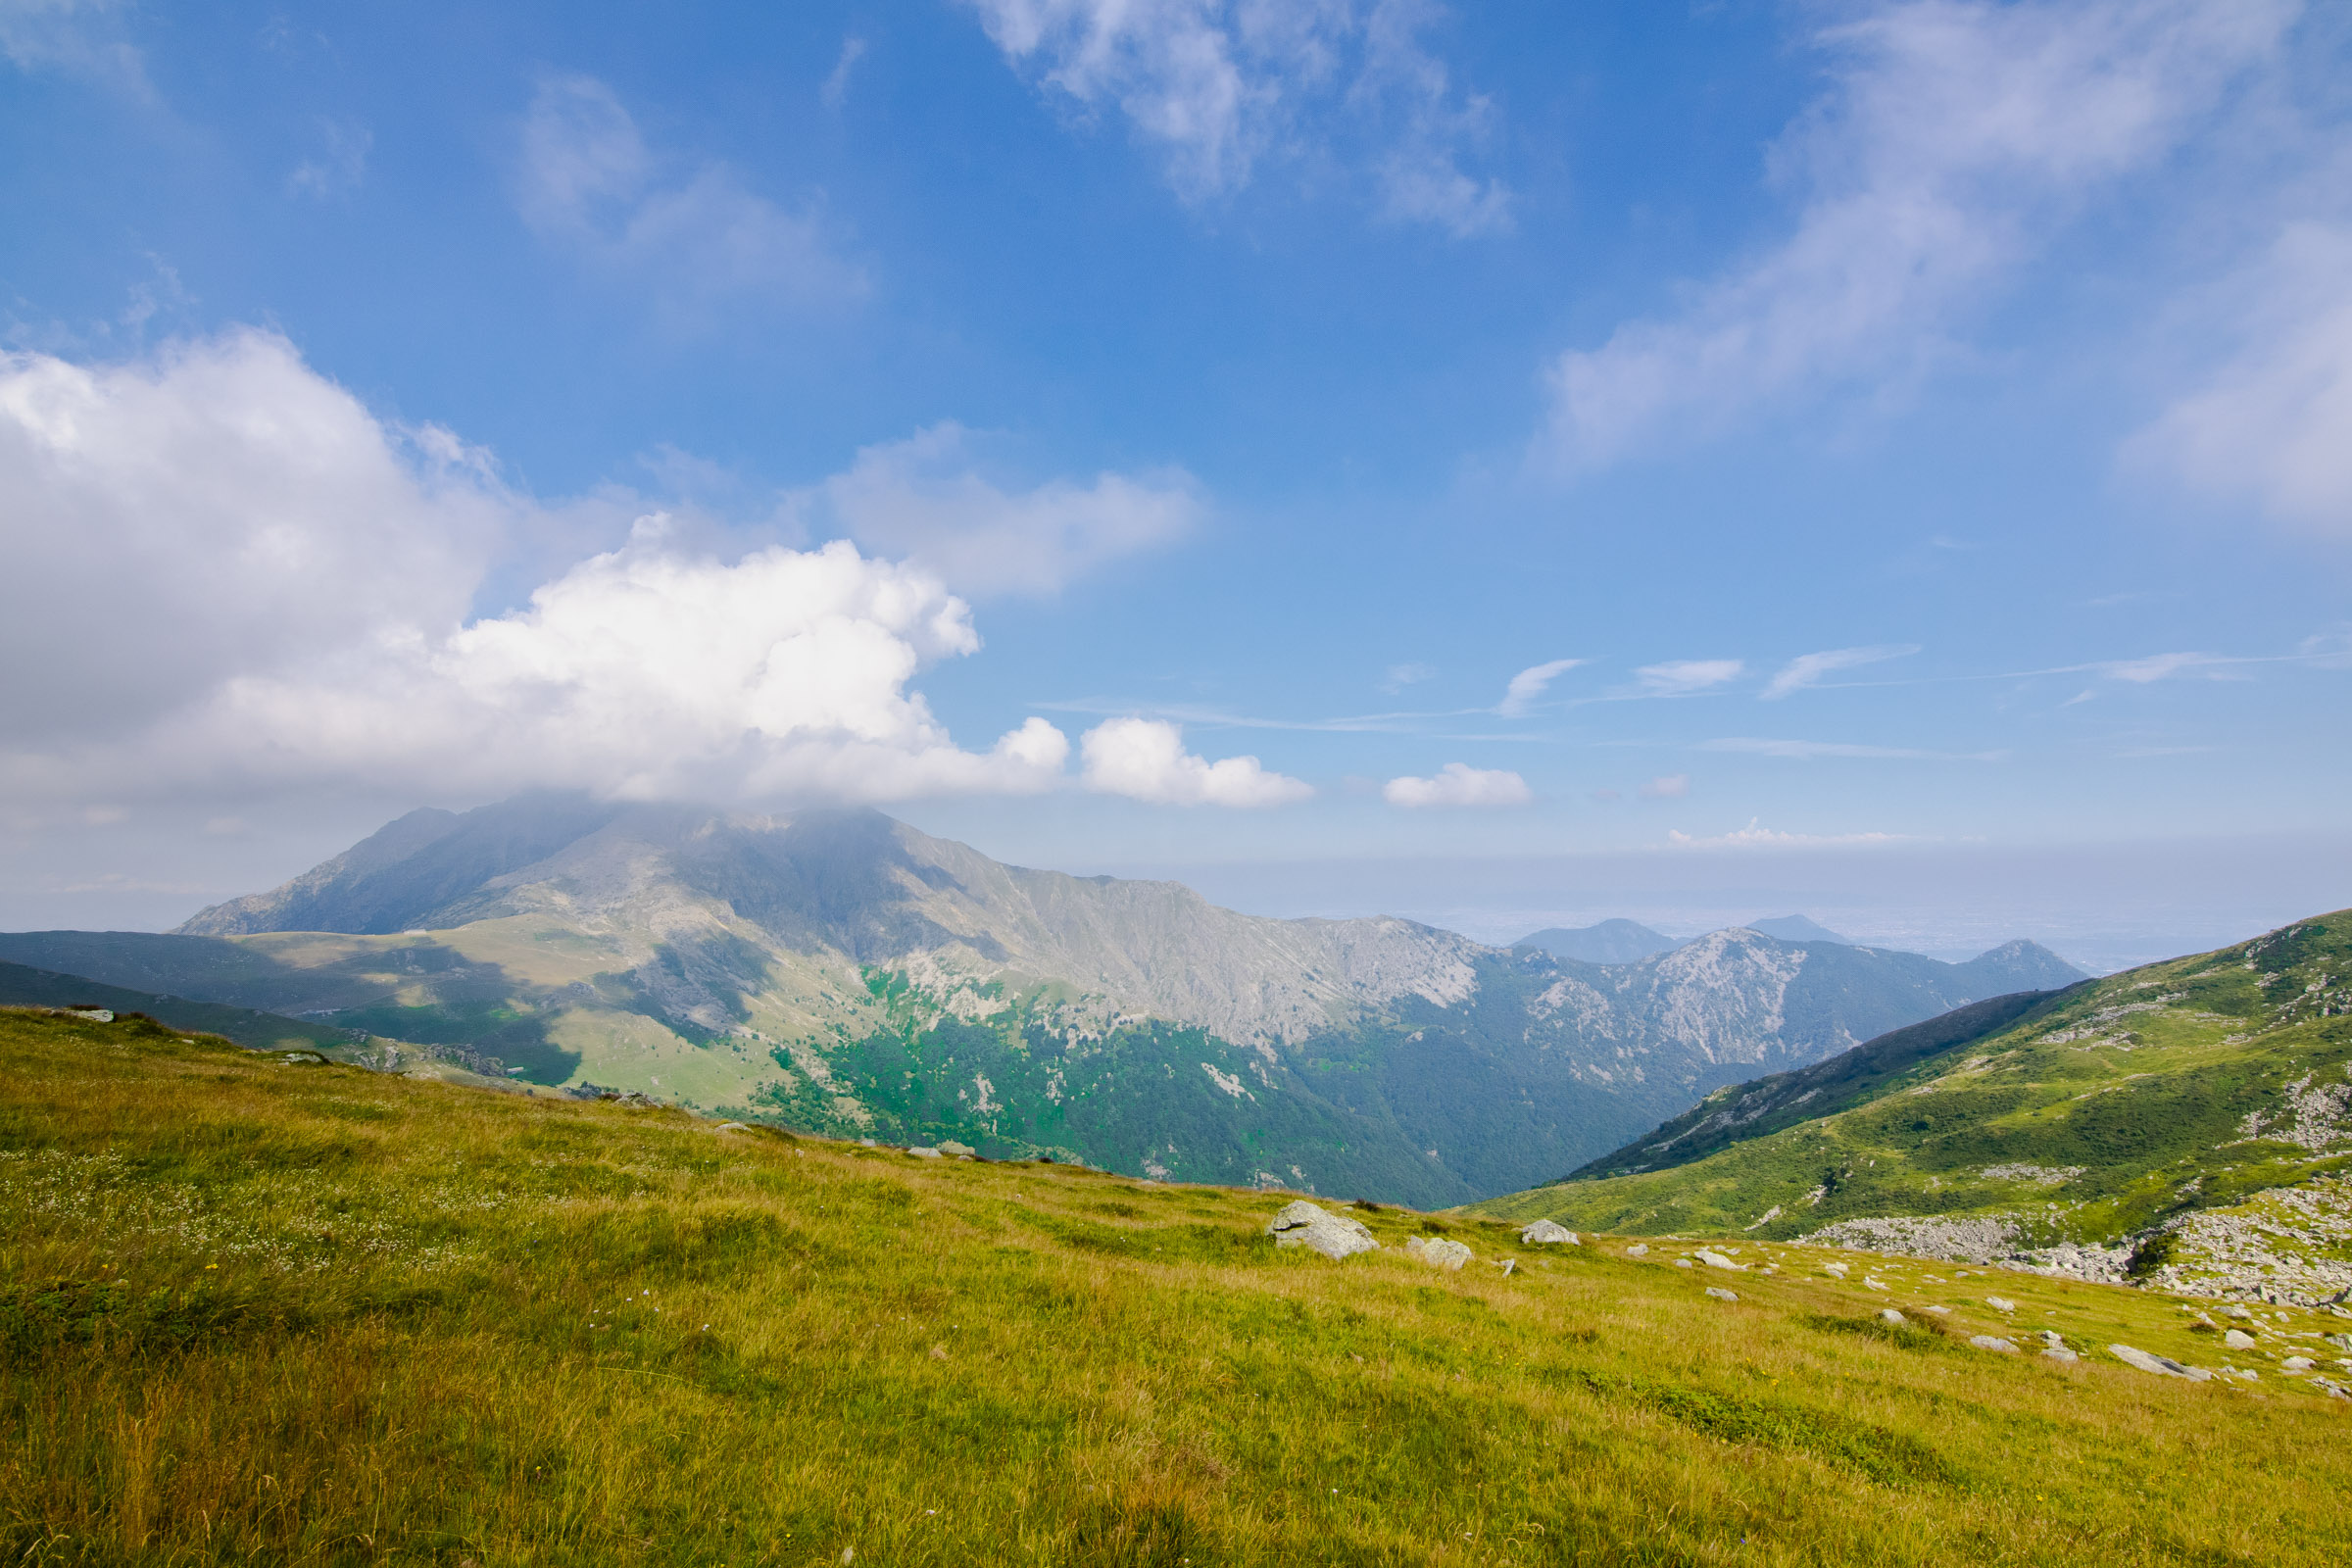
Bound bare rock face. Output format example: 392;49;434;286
1404;1235;1473;1271
1266;1200;1379;1260
1519;1219;1579;1246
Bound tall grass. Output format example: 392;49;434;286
2;1008;2346;1565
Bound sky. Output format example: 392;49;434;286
2;0;2349;971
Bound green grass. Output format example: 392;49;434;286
4;1007;2349;1566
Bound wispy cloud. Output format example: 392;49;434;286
1380;662;1436;694
1638;773;1689;800
516;74;865;327
1497;658;1581;716
287;120;370;200
1632;660;1743;697
1702;737;2004;761
821;35;866;110
1667;819;1909;850
1538;0;2294;469
958;0;1509;234
1760;643;1920;700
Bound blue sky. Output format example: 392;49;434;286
3;0;2348;967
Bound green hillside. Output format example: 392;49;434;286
6;1005;2351;1565
1480;913;2352;1304
0;958;358;1054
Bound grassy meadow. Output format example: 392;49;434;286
3;1006;2348;1566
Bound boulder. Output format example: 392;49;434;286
1520;1220;1579;1246
1695;1250;1746;1272
938;1141;977;1157
2282;1356;2315;1372
1822;1262;1849;1277
1704;1287;1739;1302
1879;1308;1907;1326
1922;1304;1952;1316
1970;1335;2019;1352
2110;1344;2213;1381
1267;1200;1380;1261
906;1147;944;1159
1625;1243;1649;1256
1405;1235;1473;1271
2042;1347;2080;1363
1985;1296;2016;1313
2223;1329;2257;1349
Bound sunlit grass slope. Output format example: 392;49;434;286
4;1007;2348;1566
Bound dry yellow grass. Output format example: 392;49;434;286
3;1006;2346;1566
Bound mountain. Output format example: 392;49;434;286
1513;918;1679;964
1747;914;1853;946
0;794;2082;1205
1478;910;2352;1306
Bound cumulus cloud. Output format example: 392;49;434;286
1383;761;1530;808
1634;660;1743;697
1667;819;1906;850
1638;774;1690;801
1079;717;1311;807
2128;220;2352;533
1540;0;2293;469
1760;643;1920;699
0;329;1110;807
960;0;1507;233
517;74;864;323
1496;658;1580;716
800;422;1200;597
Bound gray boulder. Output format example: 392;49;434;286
1970;1335;2019;1352
1520;1220;1579;1246
1879;1308;1907;1326
2223;1329;2257;1349
1267;1200;1380;1260
1405;1235;1473;1271
2110;1344;2213;1381
1704;1287;1740;1302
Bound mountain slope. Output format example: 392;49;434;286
10;1006;2348;1567
1479;911;2352;1304
2;795;2080;1202
0;959;358;1052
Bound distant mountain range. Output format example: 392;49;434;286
0;793;2082;1205
1514;913;1856;965
1481;911;2352;1305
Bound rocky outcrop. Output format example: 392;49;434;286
1266;1201;1378;1260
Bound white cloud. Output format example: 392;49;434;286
2128;220;2352;533
1079;717;1311;807
1540;0;2294;469
1634;660;1743;697
822;36;867;110
0;0;148;93
1638;774;1689;801
2095;651;2224;682
1703;738;2004;761
801;422;1200;597
1383;761;1530;808
1760;643;1920;699
0;329;1102;807
959;0;1507;233
1496;658;1580;716
517;74;864;323
287;120;370;199
1380;662;1436;693
1667;819;1906;850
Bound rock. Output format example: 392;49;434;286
64;1007;114;1022
938;1141;976;1157
1695;1250;1746;1271
1985;1296;2016;1313
1404;1235;1473;1271
712;1122;750;1133
1496;1258;1518;1276
2110;1344;2213;1381
1923;1304;1952;1316
2225;1303;2252;1320
1673;1258;1694;1269
1625;1243;1648;1256
1864;1277;1888;1292
1879;1308;1907;1326
1520;1220;1579;1246
2312;1377;2352;1400
1970;1335;2019;1352
2223;1328;2257;1349
2037;1330;2067;1349
1705;1287;1739;1302
1267;1200;1380;1261
906;1147;944;1159
2042;1347;2080;1363
1823;1262;1849;1277
2283;1356;2316;1371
